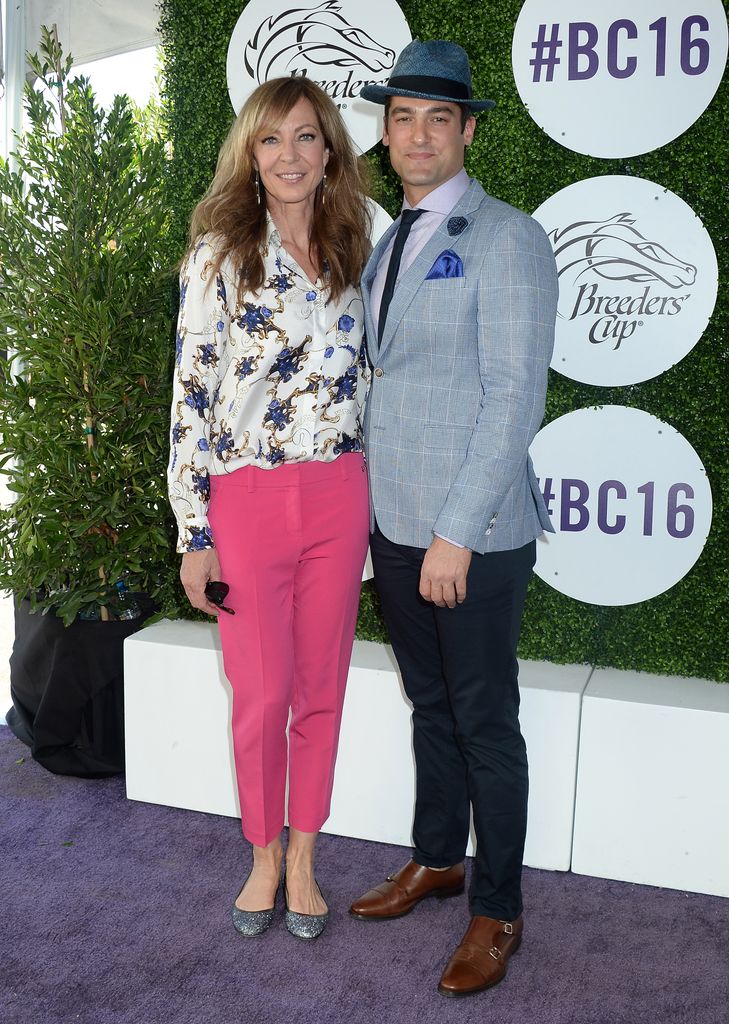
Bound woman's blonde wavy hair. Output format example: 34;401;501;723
188;77;372;303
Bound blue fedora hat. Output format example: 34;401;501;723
360;39;495;111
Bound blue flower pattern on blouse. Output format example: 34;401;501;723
213;424;236;462
271;344;307;382
331;365;357;404
264;397;295;432
191;469;210;501
197;342;218;367
167;228;368;553
265;446;286;466
182;377;209;417
187;525;213;551
171;422;189;445
238;303;276;336
333;432;360;455
272;273;292;295
235;355;258;380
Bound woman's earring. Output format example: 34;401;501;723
321;173;327;205
254;170;260;205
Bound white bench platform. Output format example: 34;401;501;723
572;668;729;897
124;621;589;871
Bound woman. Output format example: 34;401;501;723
167;77;371;940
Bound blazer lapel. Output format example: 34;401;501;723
378;180;488;356
362;218;400;363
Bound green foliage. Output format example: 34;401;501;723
0;27;179;625
129;65;167;146
159;1;727;680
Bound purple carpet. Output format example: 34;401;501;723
1;725;727;1024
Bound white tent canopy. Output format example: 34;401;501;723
24;0;160;67
3;0;160;156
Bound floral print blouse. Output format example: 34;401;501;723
168;224;369;553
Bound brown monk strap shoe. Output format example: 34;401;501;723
437;914;523;997
349;860;465;920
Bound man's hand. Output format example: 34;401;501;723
419;537;472;608
180;548;223;616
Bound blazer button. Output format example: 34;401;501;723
374;367;384;377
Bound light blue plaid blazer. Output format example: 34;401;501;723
362;179;558;554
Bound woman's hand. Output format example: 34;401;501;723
180;548;224;616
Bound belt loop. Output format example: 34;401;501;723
339;454;349;481
247;468;256;493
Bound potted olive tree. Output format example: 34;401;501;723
0;28;177;774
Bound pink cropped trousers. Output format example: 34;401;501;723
208;454;369;847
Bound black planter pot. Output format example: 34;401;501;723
6;597;150;777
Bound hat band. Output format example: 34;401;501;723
386;74;471;102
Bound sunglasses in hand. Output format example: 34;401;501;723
204;580;235;615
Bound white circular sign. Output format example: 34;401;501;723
368;197;393;248
530;407;712;606
532;176;718;387
226;0;412;154
512;0;728;158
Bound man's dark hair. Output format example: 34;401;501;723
384;96;472;131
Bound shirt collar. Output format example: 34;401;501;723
402;168;470;216
265;214;281;248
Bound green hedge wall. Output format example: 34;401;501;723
158;0;728;681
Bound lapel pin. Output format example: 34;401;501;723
447;217;468;236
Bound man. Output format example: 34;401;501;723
350;40;558;997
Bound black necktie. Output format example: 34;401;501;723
377;208;425;343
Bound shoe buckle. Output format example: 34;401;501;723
489;945;502;960
502;922;514;935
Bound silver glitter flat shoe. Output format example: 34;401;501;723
231;876;279;937
284;878;329;941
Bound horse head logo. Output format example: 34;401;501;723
244;1;396;81
549;213;697;293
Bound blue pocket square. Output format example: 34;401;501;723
425;249;463;280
